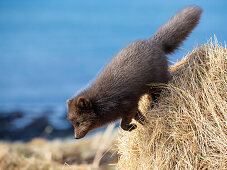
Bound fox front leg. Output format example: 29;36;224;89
134;110;148;125
121;116;137;131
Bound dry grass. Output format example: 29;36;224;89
117;38;227;170
0;124;118;170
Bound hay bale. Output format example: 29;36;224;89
117;39;227;170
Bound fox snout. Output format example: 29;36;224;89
74;126;89;139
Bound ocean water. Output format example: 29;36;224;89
0;0;226;132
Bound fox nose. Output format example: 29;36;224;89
75;136;80;139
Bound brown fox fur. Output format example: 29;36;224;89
67;6;202;139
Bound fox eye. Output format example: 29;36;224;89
76;122;80;126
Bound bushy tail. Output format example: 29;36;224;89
150;6;202;54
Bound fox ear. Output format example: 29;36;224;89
67;99;73;105
77;97;92;110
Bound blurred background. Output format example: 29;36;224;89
0;0;226;141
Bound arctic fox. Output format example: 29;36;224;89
67;6;202;139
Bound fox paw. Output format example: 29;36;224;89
121;123;137;131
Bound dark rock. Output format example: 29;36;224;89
0;110;74;142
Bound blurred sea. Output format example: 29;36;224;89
0;0;226;140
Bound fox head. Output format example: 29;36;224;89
67;96;97;139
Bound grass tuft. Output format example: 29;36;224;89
117;38;227;170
